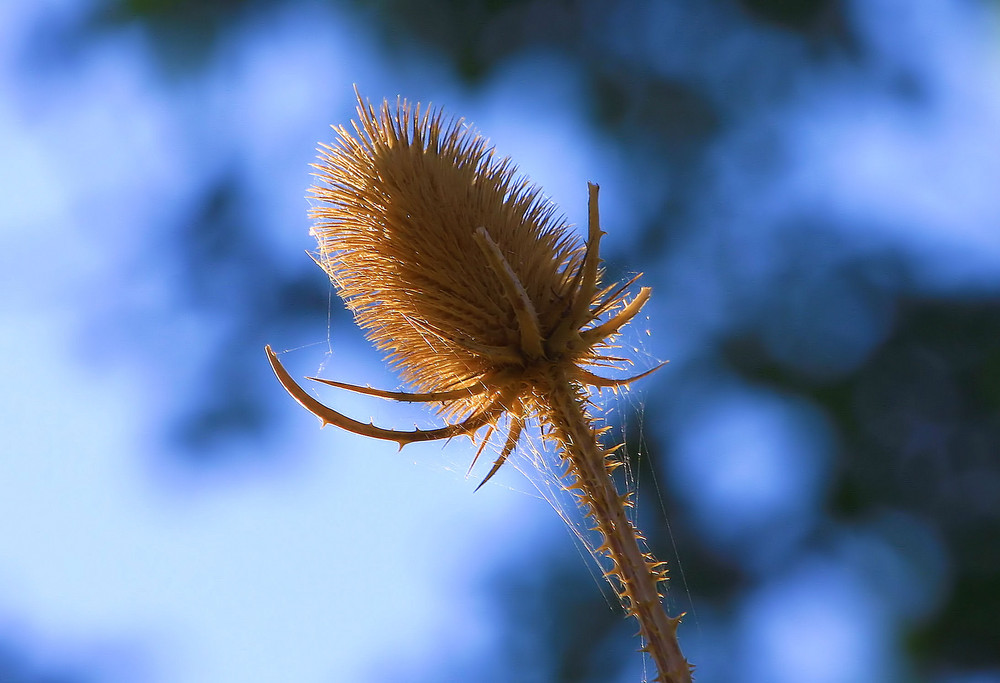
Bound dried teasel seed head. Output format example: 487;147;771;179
309;94;622;402
269;91;659;470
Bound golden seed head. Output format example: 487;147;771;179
310;95;587;393
267;91;658;487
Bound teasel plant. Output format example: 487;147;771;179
265;91;693;682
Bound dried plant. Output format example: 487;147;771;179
265;92;692;682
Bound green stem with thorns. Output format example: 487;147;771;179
544;367;692;683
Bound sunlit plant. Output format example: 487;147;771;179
265;92;692;682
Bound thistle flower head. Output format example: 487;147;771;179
267;91;656;483
312;98;583;386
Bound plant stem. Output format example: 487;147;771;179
544;367;692;683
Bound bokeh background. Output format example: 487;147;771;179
3;0;1000;681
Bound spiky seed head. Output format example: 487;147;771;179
309;95;584;396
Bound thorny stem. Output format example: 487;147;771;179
544;367;692;683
